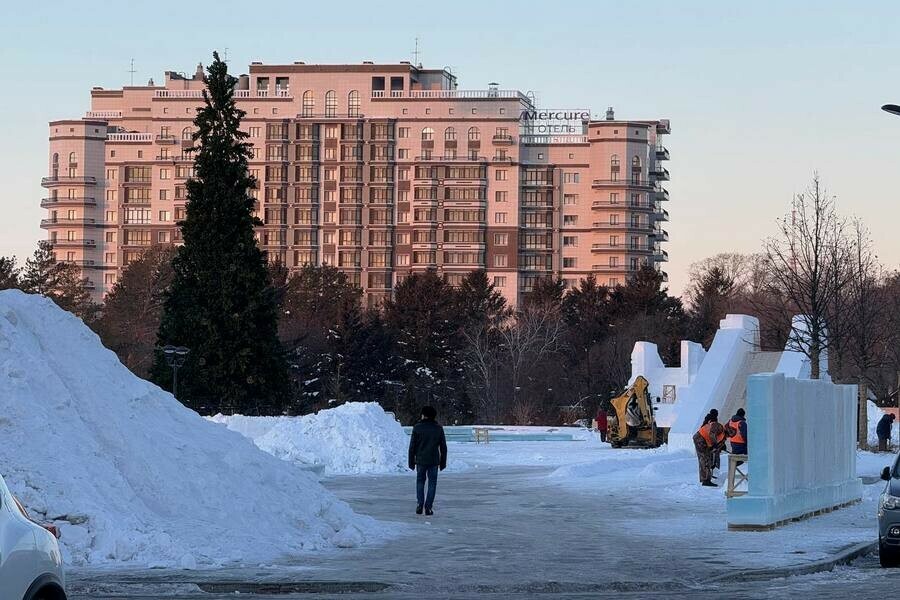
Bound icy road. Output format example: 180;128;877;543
68;440;893;599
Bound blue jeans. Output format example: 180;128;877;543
416;464;439;509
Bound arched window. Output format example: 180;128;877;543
302;90;314;117
51;153;59;178
421;127;434;141
444;127;456;141
610;154;620;181
182;127;193;141
68;152;77;165
348;90;360;117
631;155;641;169
467;126;480;142
610;154;619;167
324;90;336;117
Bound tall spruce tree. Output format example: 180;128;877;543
151;52;290;415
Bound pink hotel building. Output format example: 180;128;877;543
42;61;670;306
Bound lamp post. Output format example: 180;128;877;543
162;345;190;399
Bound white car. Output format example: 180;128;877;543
0;473;66;600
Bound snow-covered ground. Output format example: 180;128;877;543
449;427;886;570
209;402;408;475
0;290;392;568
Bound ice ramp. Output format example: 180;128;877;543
718;351;782;422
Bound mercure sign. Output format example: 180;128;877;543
520;109;590;135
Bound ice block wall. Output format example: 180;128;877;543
726;373;862;528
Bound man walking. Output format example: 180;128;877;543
408;406;447;516
596;406;609;443
877;413;896;453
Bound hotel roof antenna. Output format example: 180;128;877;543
128;58;136;86
413;37;422;69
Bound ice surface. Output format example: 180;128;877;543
0;290;391;567
209;402;409;475
726;373;862;527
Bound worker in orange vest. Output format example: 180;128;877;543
693;417;726;487
727;408;748;456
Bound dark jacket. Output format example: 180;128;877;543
877;414;894;440
408;419;447;470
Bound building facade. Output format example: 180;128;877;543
42;61;670;305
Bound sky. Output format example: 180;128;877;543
2;0;899;297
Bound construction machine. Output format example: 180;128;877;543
607;376;664;448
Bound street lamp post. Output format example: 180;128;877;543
162;345;190;399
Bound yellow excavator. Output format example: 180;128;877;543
607;376;664;448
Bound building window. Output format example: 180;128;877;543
398;148;409;159
468;127;480;142
495;212;507;224
302;90;314;117
398;127;409;138
563;257;576;268
564;194;577;205
444;127;456;141
563;235;577;247
159;210;171;221
160;168;170;180
495;191;507;203
493;233;508;246
610;192;619;204
495;170;507;181
494;254;507;267
396;254;410;266
563;215;577;225
323;91;337;117
158;231;170;243
105;252;115;263
348;90;360;117
421;127;434;141
493;276;506;287
563;172;580;183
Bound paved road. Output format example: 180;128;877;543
68;466;896;599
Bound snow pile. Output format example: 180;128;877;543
0;290;389;567
867;400;900;448
209;402;408;475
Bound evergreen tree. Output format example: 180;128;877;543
561;275;611;399
151;52;290;415
524;276;566;311
686;265;735;347
384;270;468;422
20;240;97;321
0;256;19;290
455;269;508;330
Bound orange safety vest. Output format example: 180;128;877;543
698;422;725;447
728;419;746;444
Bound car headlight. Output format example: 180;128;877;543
882;494;900;510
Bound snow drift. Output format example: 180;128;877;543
0;290;389;567
209;402;408;475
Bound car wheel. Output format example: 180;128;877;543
880;540;899;568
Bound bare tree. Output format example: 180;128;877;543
757;174;853;379
498;305;565;424
461;320;503;423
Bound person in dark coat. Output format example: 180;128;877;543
877;413;896;452
408;406;448;515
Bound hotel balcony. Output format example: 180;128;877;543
653;250;670;262
592;178;654;190
41;218;97;228
591;222;654;232
651;165;670;181
84;110;122;119
651;228;669;242
521;179;553;188
591;243;653;253
41;196;97;208
655;145;670;161
591;200;653;211
42;176;97;187
415;155;487;163
655;187;670;201
371;89;528;100
51;239;96;247
155;135;178;144
590;264;646;272
65;259;97;267
652;209;670;222
107;133;153;143
492;134;515;145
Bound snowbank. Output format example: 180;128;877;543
210;402;408;475
0;290;389;567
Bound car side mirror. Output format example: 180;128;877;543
882;467;892;481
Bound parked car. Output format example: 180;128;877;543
879;453;900;568
0;472;66;599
